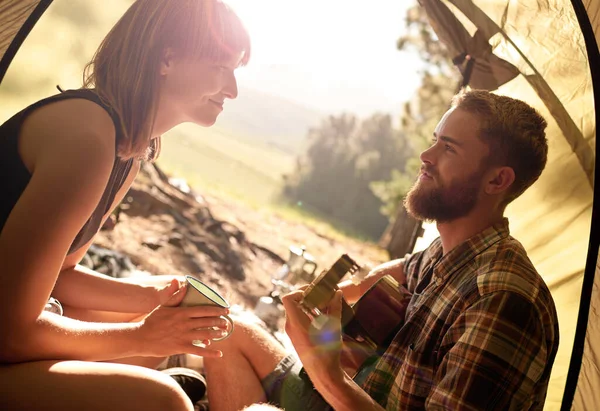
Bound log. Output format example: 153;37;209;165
379;207;423;259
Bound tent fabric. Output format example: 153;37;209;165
0;0;50;83
583;0;600;43
566;4;600;410
417;0;597;409
0;1;37;62
418;0;521;90
572;246;600;410
447;0;595;187
0;1;597;410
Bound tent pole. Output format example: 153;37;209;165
0;0;54;85
559;0;600;407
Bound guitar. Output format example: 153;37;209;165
301;255;412;378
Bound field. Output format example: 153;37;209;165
0;0;377;244
157;124;379;243
158;123;295;206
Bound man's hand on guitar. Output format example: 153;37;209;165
338;258;406;305
282;289;386;411
281;289;345;384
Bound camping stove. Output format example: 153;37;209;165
254;245;319;329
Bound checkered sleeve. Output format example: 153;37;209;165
426;291;549;410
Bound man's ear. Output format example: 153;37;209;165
160;48;176;76
484;166;515;195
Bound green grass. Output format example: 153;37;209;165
267;200;377;243
157;123;295;205
0;0;378;245
157;123;379;244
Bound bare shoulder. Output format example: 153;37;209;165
19;97;117;173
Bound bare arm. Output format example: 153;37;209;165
6;302;229;364
338;257;407;304
49;159;182;314
311;373;385;411
0;99;132;361
282;290;385;411
53;263;165;313
0;100;223;363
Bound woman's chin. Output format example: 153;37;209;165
192;115;219;128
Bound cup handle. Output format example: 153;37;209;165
210;314;234;342
191;315;235;347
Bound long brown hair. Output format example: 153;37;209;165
83;0;251;161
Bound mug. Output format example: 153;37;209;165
180;276;234;344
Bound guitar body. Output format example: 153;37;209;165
300;255;412;378
340;275;412;377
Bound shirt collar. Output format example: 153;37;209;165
429;218;510;281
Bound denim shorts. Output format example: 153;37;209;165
261;354;333;411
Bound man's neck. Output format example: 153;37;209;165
436;208;505;255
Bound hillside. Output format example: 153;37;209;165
93;163;388;312
157;122;296;205
153;87;328;207
214;87;326;154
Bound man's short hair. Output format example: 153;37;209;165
452;90;548;206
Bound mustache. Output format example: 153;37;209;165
420;165;437;178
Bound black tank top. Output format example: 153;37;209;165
0;89;134;255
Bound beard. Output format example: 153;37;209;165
404;169;482;223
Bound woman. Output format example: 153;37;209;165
0;1;250;409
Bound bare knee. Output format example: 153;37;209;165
210;317;276;355
127;370;194;411
212;318;256;349
205;317;287;379
0;361;194;411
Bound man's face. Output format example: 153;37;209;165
405;108;491;223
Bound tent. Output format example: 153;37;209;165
0;0;597;410
413;1;598;409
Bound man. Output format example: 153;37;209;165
203;90;559;410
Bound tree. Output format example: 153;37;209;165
282;112;410;240
373;3;460;257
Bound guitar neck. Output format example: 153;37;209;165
298;254;409;380
301;254;360;312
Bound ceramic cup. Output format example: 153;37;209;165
180;276;234;344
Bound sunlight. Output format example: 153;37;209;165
228;0;413;63
227;0;423;116
227;0;327;64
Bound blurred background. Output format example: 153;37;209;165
2;2;596;409
0;0;450;244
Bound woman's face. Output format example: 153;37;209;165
158;50;244;128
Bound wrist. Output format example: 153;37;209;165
146;284;162;309
125;280;161;311
304;358;345;389
311;368;353;405
125;321;148;357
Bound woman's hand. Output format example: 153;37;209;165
136;293;230;358
123;275;187;309
155;277;188;307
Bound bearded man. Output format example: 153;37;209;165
202;90;559;411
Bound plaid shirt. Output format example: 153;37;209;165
361;218;559;410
